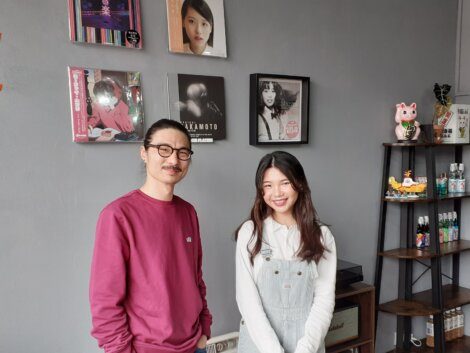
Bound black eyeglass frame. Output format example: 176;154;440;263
147;144;194;161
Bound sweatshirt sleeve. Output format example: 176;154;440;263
294;227;337;353
89;207;133;353
236;222;285;353
195;213;213;339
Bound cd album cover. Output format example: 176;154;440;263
68;67;144;143
168;73;225;142
68;0;143;48
166;0;227;58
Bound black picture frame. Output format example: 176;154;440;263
250;73;310;145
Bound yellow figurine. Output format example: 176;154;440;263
388;170;427;197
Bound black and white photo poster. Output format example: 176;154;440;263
250;74;310;145
168;73;226;142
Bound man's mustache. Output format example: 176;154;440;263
162;165;182;172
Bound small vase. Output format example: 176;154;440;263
433;125;444;144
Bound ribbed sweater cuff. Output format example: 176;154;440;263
201;320;212;340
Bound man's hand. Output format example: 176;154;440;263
196;334;207;348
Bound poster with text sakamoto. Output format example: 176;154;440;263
168;73;226;143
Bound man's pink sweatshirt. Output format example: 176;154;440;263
90;190;212;353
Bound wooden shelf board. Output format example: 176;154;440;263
383;197;433;203
440;240;470;256
438;192;470;201
379;248;435;259
379;240;470;259
383;142;434;147
335;282;374;299
326;337;373;353
386;335;470;353
383;142;470;147
379;285;470;316
384;192;470;203
379;299;440;316
413;285;470;311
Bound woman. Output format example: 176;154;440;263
258;81;298;142
236;151;336;353
181;0;214;55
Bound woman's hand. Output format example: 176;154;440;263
196;334;207;348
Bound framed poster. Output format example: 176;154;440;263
68;67;144;142
249;74;309;145
168;73;225;143
68;0;143;48
166;0;227;58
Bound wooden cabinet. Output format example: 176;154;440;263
327;282;375;353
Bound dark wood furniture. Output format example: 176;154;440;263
387;336;470;353
374;142;470;353
327;282;375;353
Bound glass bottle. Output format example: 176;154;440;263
426;315;434;347
424;215;431;247
456;306;464;338
453;211;459;241
447;212;454;242
416;217;425;249
438;214;444;244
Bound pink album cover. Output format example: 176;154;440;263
68;67;144;143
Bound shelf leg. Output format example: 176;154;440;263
374;146;391;335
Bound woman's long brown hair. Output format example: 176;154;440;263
236;151;326;265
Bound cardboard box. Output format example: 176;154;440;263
438;104;470;143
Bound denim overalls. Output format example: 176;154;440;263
238;242;324;353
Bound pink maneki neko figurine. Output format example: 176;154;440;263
395;102;421;142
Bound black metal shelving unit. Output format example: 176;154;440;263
374;142;470;353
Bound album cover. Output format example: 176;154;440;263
166;0;227;58
68;67;144;142
168;73;225;142
68;0;142;48
249;74;310;145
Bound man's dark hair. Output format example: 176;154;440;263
143;119;192;150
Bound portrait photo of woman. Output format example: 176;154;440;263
250;74;310;145
258;80;299;142
166;0;227;58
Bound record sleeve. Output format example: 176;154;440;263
68;67;144;143
166;0;227;58
68;0;143;48
168;73;226;143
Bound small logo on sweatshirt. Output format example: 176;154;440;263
186;236;192;243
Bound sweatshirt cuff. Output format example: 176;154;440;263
294;340;317;353
201;320;212;340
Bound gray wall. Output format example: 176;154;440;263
454;0;470;345
0;1;459;352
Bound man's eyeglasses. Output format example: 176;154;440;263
147;144;193;161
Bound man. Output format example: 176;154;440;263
90;119;212;353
